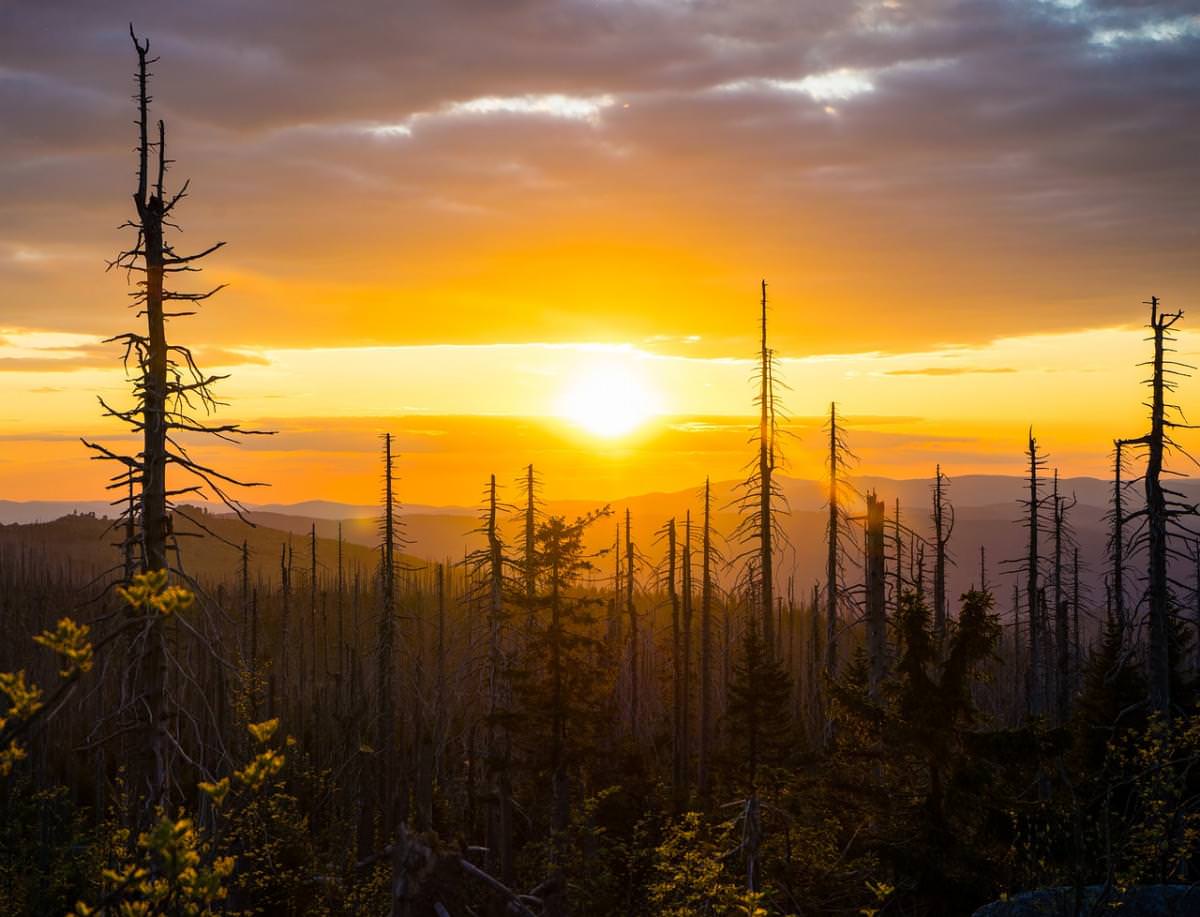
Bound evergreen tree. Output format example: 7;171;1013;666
726;615;792;785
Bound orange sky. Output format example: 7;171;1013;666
1;2;1198;505
0;323;1192;504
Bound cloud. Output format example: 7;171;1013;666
0;0;1196;360
884;366;1017;376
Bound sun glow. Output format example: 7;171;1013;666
558;365;660;438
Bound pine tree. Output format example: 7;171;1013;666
726;614;791;786
512;509;610;916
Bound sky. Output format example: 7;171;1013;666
1;1;1198;505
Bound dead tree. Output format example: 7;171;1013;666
1122;297;1200;720
608;522;623;668
471;475;514;884
1051;469;1077;725
81;27;270;815
665;517;682;803
865;493;887;698
698;478;717;802
1193;539;1200;675
277;541;292;717
734;280;787;656
625;508;639;734
1016;430;1048;717
757;279;776;651
1108;439;1132;638
931;465;955;641
824;403;857;686
378;433;402;839
520;464;540;633
681;512;693;787
1072;546;1083;686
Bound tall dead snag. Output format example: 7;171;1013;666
625;509;639;735
1193;539;1200;674
521;464;540;633
757;280;776;652
931;465;955;642
1050;469;1077;725
865;493;887;699
1072;546;1083;688
1020;430;1047;717
665;517;682;804
276;541;292;716
734;280;786;656
893;499;904;612
82;28;270;814
336;522;345;715
608;523;623;673
378;433;403;839
681;512;693;788
1108;440;1131;638
824;403;857;688
828;405;840;685
698;479;716;803
1123;297;1199;720
470;475;515;884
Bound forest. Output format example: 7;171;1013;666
2;28;1199;917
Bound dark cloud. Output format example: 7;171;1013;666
0;0;1196;354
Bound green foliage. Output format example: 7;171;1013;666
69;715;292;917
512;510;612;775
71;816;235;917
1104;712;1200;887
726;616;793;783
648;811;742;916
0;783;104;917
1;614;94;777
826;588;1006;912
117;571;193;619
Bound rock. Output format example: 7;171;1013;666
972;885;1200;916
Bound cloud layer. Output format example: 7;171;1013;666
0;0;1196;358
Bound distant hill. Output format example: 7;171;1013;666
4;471;1182;611
0;507;417;588
0;498;473;526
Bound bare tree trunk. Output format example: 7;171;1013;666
1025;431;1043;717
1111;440;1127;637
681;513;693;792
668;519;682;806
758;280;776;653
698;481;714;803
280;542;292;715
548;554;569;917
894;499;903;610
127;34;171;814
808;583;822;744
524;464;537;633
608;523;622;661
625;509;638;735
1144;297;1173;719
484;475;513;884
1052;471;1076;725
337;523;345;718
865;493;886;699
379;433;398;839
932;465;953;642
825;403;841;698
1080;544;1089;686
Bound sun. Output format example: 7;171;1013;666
558;365;659;438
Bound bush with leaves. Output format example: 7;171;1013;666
0;618;93;776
